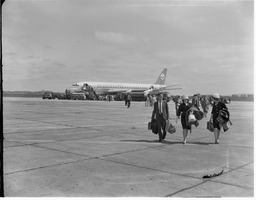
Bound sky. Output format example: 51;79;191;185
2;0;254;96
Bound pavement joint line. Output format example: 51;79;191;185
4;142;192;177
4;122;150;135
98;156;203;181
210;179;254;190
96;142;214;180
4;157;94;176
222;161;254;174
224;144;253;149
201;161;254;190
26;141;161;159
4;129;152;145
5;141;195;177
7;116;159;129
3;126;105;135
165;181;207;197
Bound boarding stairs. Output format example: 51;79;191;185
85;85;98;100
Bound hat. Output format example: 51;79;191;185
181;95;189;100
212;93;220;99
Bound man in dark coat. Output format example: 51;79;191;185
151;93;169;142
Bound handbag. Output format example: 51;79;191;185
166;120;176;134
194;110;204;120
168;123;176;134
151;119;158;134
223;120;233;132
217;110;229;124
222;122;229;132
148;122;152;130
188;111;196;123
207;121;214;132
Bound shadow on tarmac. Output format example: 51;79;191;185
120;140;215;145
120;140;182;144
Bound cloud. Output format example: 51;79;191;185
95;31;137;44
3;55;67;80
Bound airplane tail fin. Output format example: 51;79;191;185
154;68;167;85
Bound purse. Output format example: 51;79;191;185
217;110;229;124
207;121;214;132
148;122;152;130
150;119;158;134
168;123;176;134
188;111;196;122
194;110;204;120
166;120;176;134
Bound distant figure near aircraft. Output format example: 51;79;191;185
127;94;132;108
124;94;128;106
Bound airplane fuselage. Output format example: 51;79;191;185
69;81;166;95
65;68;181;97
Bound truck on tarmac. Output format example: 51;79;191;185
42;90;54;99
70;93;86;100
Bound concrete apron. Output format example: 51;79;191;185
3;99;254;197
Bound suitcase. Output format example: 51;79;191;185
207;121;214;132
150;119;158;134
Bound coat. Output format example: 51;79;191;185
151;100;169;121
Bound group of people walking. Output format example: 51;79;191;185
151;93;230;144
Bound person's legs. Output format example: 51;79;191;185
183;129;188;144
157;120;163;142
214;128;220;144
160;118;167;140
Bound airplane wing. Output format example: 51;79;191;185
164;84;181;89
143;87;182;96
106;89;128;94
106;86;181;96
107;89;147;94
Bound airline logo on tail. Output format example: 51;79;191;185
154;68;167;85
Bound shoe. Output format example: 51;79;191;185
183;141;186;144
215;140;219;144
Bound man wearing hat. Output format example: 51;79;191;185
151;93;169;142
210;93;228;144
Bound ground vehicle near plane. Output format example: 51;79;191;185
71;93;86;100
42;90;54;99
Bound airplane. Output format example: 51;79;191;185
66;68;181;97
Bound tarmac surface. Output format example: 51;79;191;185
3;97;254;197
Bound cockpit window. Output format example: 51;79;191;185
72;83;79;86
